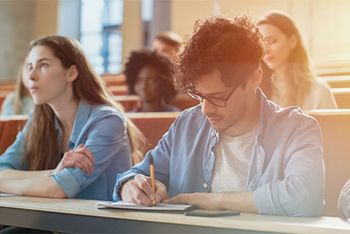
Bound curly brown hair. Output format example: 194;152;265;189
174;16;264;91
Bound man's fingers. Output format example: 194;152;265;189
155;183;168;202
135;175;154;199
125;179;153;206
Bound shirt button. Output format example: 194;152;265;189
202;182;208;189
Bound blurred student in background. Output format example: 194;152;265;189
257;11;337;109
152;31;182;60
124;50;179;112
1;58;34;115
0;35;144;202
339;179;350;218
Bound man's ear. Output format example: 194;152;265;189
67;65;79;82
249;67;262;89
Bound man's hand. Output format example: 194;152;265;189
121;174;168;206
164;192;222;210
53;144;95;174
165;191;258;213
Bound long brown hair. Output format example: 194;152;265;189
25;35;145;170
257;11;314;107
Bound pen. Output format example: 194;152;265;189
150;155;156;206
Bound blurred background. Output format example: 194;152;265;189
1;0;350;80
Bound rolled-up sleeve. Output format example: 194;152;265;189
52;114;131;198
253;118;325;217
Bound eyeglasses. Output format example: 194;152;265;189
186;82;241;108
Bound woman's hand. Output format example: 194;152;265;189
53;144;95;174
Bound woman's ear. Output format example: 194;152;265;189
289;34;298;50
67;65;79;82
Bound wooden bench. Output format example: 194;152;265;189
0;81;15;92
0;113;179;156
101;74;126;86
127;112;179;152
331;88;350;108
0;92;8;108
107;86;128;96
0;115;27;155
112;94;198;112
113;95;139;112
307;109;350;217
321;76;350;88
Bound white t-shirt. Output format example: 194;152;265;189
210;127;257;192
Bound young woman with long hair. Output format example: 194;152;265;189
1;58;34;115
0;35;144;201
257;11;337;109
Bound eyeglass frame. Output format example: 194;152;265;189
185;80;243;108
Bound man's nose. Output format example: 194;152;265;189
201;99;216;117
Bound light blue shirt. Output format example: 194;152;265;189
114;89;325;216
0;100;132;201
1;92;34;116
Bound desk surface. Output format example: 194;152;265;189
0;196;350;234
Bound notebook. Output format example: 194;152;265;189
97;201;195;212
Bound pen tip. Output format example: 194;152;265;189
150;155;154;164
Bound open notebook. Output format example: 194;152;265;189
97;201;195;212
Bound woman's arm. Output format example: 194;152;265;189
0;169;51;180
0;145;94;198
0;176;66;198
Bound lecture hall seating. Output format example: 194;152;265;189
101;73;126;86
331;88;350;108
1;110;349;217
322;76;350;88
306;109;350;217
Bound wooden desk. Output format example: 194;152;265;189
0;196;350;234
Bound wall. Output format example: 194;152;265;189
0;1;35;80
170;0;350;66
0;0;58;81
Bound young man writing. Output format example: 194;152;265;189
114;16;325;217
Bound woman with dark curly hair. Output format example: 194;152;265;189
124;50;179;112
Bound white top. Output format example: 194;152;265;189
271;78;337;110
210;127;257;192
302;80;338;110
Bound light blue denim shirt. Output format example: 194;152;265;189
114;89;325;217
0;100;132;201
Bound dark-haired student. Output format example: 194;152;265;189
0;35;144;201
114;16;325;217
124;50;179;112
